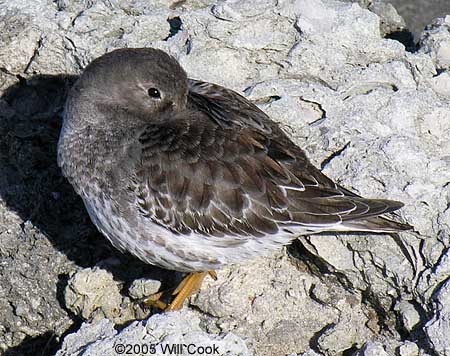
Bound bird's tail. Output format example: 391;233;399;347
339;215;413;233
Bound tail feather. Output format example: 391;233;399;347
340;215;413;233
336;188;412;232
341;198;404;221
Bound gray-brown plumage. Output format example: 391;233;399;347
58;48;411;276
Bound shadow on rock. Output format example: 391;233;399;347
0;74;171;286
2;331;61;356
1;75;96;262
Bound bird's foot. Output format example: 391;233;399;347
142;270;216;312
142;291;168;310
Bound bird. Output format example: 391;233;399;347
57;48;412;311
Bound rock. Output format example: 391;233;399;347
397;341;420;356
55;310;252;356
192;253;375;355
64;267;124;321
128;278;162;300
64;264;159;324
394;301;421;332
55;318;116;356
0;0;450;355
420;16;450;70
299;351;322;356
425;279;450;356
387;0;450;41
367;0;407;36
430;71;450;97
354;342;389;356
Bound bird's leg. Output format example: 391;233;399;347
142;291;168;310
166;270;217;311
142;270;216;312
208;270;218;280
165;271;209;311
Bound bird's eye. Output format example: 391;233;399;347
147;88;161;99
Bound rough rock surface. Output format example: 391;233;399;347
55;310;252;356
389;0;450;40
0;0;449;356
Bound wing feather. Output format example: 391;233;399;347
129;80;410;237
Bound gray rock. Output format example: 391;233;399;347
354;342;389;356
395;301;421;332
419;15;450;70
1;0;450;355
298;352;322;356
192;254;375;355
55;318;116;356
65;266;126;321
64;262;163;324
128;278;162;300
398;341;420;356
424;278;450;356
388;0;450;40
368;1;408;35
55;310;252;356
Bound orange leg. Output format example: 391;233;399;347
143;271;216;312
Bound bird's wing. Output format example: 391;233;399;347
129;81;409;238
187;79;273;134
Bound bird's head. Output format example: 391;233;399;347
65;48;188;130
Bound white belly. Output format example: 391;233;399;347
82;195;295;272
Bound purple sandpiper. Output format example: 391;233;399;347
57;48;411;310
